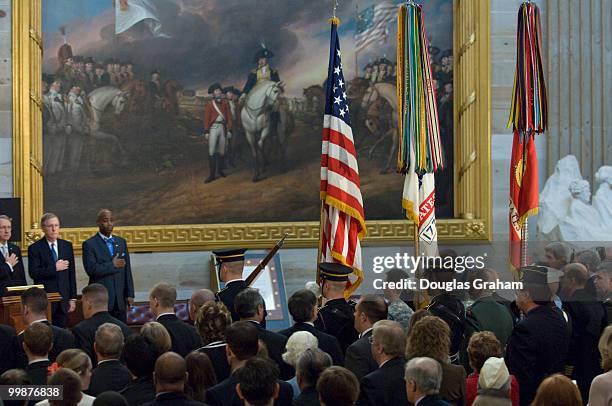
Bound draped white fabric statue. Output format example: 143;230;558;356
593;166;612;228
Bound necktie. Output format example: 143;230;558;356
51;243;58;262
1;245;7;260
106;237;115;256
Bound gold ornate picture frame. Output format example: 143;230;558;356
12;0;490;253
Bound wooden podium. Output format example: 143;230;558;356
0;286;62;332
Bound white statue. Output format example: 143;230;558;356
558;180;607;242
593;166;612;228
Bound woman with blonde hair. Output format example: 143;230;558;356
282;331;318;398
37;349;95;405
195;301;232;381
140;321;172;354
531;374;582;406
406;315;465;405
588;325;612;406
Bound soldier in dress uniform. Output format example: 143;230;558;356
213;248;248;322
314;263;359;353
203;83;232;183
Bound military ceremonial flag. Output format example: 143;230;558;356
319;20;366;297
115;0;170;38
355;2;397;52
508;2;547;270
397;3;443;257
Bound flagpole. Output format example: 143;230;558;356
316;200;325;283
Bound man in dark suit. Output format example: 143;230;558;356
357;320;408;406
404;357;452;406
88;323;132;396
206;321;293;406
279;289;344;366
142;352;207;406
27;213;77;327
314;263;359;353
0;324;17;374
72;283;132;363
23;322;53;385
506;266;571;406
0;215;27;295
120;334;158;405
150;283;202;357
293;348;332;406
82;209;135;323
15;287;75;367
213;248;248;322
345;295;388;380
234;288;293;379
235;357;281;406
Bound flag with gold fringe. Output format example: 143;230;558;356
508;2;547;271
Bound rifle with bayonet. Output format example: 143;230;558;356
245;233;289;286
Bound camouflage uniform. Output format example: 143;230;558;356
387;299;414;330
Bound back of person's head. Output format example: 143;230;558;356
0;369;31;406
235;357;280;406
467;331;502;373
467;268;497;299
372;320;405;358
150;283;177;308
141;321;172;354
57;349;92;379
82;283;109;308
356;295;388;324
195;301;232;345
477;357;510;392
154;352;187;389
23;322;53;357
234;288;265;319
573;249;601;274
48;368;82;406
531;374;582;406
226;321;259;361
407;309;431;332
563;263;589;286
316;366;359;406
184;351;217;402
385;268;409;284
123;334;157;378
282;331;318;367
404;357;442;395
189;289;215;312
599;325;612;372
406;316;450;363
288;289;317;323
94;323;124;359
295;348;332;388
92;391;129;406
21;287;48;314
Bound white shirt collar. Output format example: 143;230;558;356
46;239;57;247
0;242;8;249
156;312;175;320
414;396;425;406
304;322;315;327
225;278;244;285
97;359;119;365
359;327;374;339
28;358;49;365
98;232;113;240
32;318;49;324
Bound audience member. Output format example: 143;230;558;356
594;261;612;324
531;374;582;406
544;242;569;270
407;309;431;333
144;352;207;406
119;334;157;406
472;357;512;406
279;290;343;365
235;357;280;406
357;320;408;406
588;325;612;406
404;357;451;406
73;284;131;363
406;316;465;405
316;366;359;406
141;322;172;354
88;323;132;396
293;349;331;406
42;368;84;406
383;269;414;330
55;349;95;405
560;263;607;400
234;288;292;379
505;266;570;406
185;351;217;403
149;283;203;357
23;322;53;385
189;289;216;322
573;249;602;297
195;302;232;381
0;324;17;375
205;321;293;406
92;391;129;406
465;332;518;406
281;331;318;397
345;295;388;380
0;368;31;406
16;287;75;366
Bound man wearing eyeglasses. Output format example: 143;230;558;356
0;215;27;295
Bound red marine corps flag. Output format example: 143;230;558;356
318;19;366;297
508;2;547;271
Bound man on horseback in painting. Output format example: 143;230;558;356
242;44;280;96
203;83;233;184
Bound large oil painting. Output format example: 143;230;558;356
41;0;454;228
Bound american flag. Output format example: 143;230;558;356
320;23;366;295
355;2;397;52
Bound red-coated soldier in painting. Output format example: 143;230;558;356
203;83;233;183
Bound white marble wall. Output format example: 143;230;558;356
0;0;11;198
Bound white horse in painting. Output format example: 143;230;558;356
87;86;129;161
240;80;284;181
